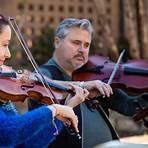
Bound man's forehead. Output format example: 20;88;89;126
66;27;91;39
68;26;89;32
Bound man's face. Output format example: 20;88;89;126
55;27;91;72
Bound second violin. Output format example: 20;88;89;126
73;55;148;95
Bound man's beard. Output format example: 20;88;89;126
71;56;87;70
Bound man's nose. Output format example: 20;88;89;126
5;48;11;59
78;45;86;52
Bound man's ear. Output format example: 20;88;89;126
54;37;61;49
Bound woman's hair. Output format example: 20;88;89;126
0;15;9;33
55;18;94;39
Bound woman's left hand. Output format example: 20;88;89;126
65;84;89;108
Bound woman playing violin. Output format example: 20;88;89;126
0;15;89;147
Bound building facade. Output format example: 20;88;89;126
0;0;120;40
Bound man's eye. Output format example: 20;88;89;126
72;41;80;45
84;43;90;48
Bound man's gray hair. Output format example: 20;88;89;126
55;18;94;39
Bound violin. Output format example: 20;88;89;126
0;66;73;104
73;55;148;95
133;107;148;127
73;55;148;124
0;67;82;139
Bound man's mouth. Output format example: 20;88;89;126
76;57;84;61
74;55;85;61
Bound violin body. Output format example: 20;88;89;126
73;55;148;123
0;69;71;105
73;55;148;95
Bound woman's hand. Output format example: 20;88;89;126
65;84;89;108
48;104;79;132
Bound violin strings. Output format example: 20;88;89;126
107;50;125;85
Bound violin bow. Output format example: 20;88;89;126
107;50;125;85
8;17;63;135
8;17;57;103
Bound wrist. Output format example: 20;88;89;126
52;104;60;116
47;105;58;117
78;81;86;88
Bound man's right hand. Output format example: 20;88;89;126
82;80;113;98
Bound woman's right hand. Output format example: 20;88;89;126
48;104;79;132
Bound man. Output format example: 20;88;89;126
28;18;147;148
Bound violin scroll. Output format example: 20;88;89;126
132;107;148;127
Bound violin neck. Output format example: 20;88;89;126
0;72;16;78
124;66;148;75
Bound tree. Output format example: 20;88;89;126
32;24;55;65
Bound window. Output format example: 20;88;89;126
106;0;111;3
49;17;54;23
107;19;111;26
40;16;45;23
48;5;54;11
26;28;33;36
98;30;103;36
68;6;74;13
59;5;64;12
88;7;93;13
97;19;102;25
18;3;24;11
106;7;111;14
26;15;34;22
59;17;64;22
28;4;34;11
39;4;44;11
78;6;83;13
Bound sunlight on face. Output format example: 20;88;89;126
0;25;11;66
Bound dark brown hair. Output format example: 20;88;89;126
0;15;9;33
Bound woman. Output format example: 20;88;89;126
0;15;89;147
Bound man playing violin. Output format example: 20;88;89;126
0;15;92;147
28;18;148;148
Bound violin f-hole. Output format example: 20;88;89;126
21;83;35;90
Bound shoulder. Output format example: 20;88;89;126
39;59;54;78
39;58;61;78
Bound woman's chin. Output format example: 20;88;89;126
0;61;4;66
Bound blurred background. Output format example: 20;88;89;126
0;0;148;141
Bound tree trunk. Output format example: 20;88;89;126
124;0;140;59
92;0;119;61
137;0;148;59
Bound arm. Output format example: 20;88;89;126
0;106;55;146
53;80;113;98
108;89;148;116
64;84;89;108
0;103;78;146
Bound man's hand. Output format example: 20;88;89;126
83;80;113;98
